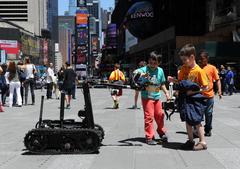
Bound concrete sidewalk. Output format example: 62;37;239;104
0;89;240;169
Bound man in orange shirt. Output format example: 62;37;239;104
199;50;222;137
169;44;209;151
109;63;125;109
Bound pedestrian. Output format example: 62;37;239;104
219;65;227;95
20;57;36;105
0;65;4;112
17;61;26;105
57;66;65;92
0;64;8;106
199;50;222;137
71;66;77;100
63;62;76;109
226;66;234;95
46;63;54;99
168;44;209;151
52;73;60;99
7;61;22;107
109;63;125;109
132;61;146;109
134;51;170;145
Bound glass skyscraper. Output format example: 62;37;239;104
69;0;77;16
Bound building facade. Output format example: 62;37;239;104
86;0;100;36
0;0;58;64
111;0;240;84
58;16;75;65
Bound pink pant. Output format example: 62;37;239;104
142;98;166;139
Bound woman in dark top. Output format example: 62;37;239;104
57;66;65;91
0;64;8;106
63;62;76;109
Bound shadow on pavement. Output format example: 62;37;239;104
119;137;146;144
104;107;116;110
101;137;145;147
162;142;183;150
21;150;99;155
104;137;145;146
126;107;141;110
176;131;188;135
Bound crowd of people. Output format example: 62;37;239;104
0;43;239;151
0;58;77;112
108;43;239;150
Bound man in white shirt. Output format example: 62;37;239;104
46;63;54;99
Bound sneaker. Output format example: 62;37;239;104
159;133;168;142
193;142;207;151
181;140;195;150
146;139;158;145
204;131;212;137
116;102;119;109
113;101;119;109
66;104;71;109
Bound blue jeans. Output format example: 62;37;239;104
204;97;214;133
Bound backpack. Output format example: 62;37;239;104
0;75;7;90
18;69;26;82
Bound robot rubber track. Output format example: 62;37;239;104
24;128;101;154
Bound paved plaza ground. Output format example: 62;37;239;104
0;88;240;169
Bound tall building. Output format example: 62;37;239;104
101;8;108;31
58;16;75;65
89;16;97;34
0;0;58;40
115;0;118;6
0;0;28;21
69;0;77;16
86;0;100;36
101;8;113;31
59;25;72;64
47;0;58;43
58;16;75;33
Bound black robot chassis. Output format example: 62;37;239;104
24;81;104;154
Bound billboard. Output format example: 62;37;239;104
76;45;87;64
75;8;89;67
106;24;117;49
0;40;19;55
21;34;40;57
125;1;155;39
76;64;87;78
43;39;48;65
77;0;86;7
76;27;88;45
76;13;88;26
91;34;98;57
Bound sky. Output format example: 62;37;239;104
58;0;114;15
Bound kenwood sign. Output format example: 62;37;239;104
130;11;154;19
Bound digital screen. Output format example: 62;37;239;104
77;0;86;7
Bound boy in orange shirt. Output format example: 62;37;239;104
109;63;125;109
169;44;209;151
199;50;222;136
